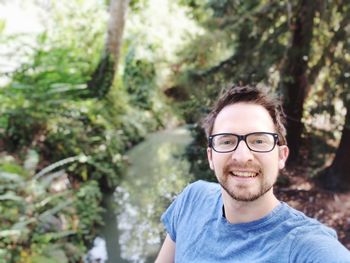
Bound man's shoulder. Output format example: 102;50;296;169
280;202;337;237
282;203;350;262
290;225;350;262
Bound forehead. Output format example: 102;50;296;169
212;102;275;134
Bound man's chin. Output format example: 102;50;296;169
228;192;261;202
220;182;272;202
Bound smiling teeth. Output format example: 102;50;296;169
232;171;257;177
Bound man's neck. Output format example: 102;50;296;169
221;189;279;224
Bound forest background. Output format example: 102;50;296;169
0;0;349;262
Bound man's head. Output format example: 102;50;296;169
203;85;287;145
204;85;289;202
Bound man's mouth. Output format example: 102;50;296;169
229;171;259;178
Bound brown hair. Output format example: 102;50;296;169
202;85;287;145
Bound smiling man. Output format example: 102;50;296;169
155;85;350;262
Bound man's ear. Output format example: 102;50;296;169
207;147;214;170
278;145;289;169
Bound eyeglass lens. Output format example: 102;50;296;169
212;133;276;152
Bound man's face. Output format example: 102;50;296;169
207;102;289;202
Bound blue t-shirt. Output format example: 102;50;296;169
161;180;350;262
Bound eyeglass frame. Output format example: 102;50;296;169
208;132;280;153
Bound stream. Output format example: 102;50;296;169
86;126;194;263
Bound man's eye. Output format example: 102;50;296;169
252;138;268;145
218;139;233;145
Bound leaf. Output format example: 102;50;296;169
24;149;40;174
12;218;37;230
34;155;87;180
0;191;24;202
38;199;74;221
0;19;5;34
0;229;22;238
0;171;24;183
30;255;62;263
0;162;28;178
40;169;66;188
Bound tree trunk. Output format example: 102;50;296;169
319;103;350;191
279;0;318;165
87;0;130;98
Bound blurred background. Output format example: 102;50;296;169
0;0;349;262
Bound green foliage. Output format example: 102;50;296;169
178;0;213;23
0;19;5;34
74;181;104;240
0;159;28;178
170;0;350;178
1;54;130;189
0;0;163;189
123;48;156;110
172;0;290;123
87;54;115;98
129;0;149;12
0;158;86;262
0;0;169;261
186;124;215;182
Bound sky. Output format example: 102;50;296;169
0;0;47;85
0;0;46;34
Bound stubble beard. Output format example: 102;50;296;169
217;163;276;202
219;177;274;202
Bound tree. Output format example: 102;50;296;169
316;3;350;189
319;103;350;190
169;0;350;188
87;0;130;98
170;0;291;117
278;0;318;165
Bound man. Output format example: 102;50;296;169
155;85;350;262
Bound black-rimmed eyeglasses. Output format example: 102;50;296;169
208;132;279;153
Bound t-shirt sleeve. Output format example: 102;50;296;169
160;183;192;242
291;227;350;262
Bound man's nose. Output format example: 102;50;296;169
231;140;254;162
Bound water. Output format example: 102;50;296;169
87;127;193;263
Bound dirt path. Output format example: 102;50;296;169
275;168;350;249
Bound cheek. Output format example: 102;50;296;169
211;154;229;171
258;153;279;172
